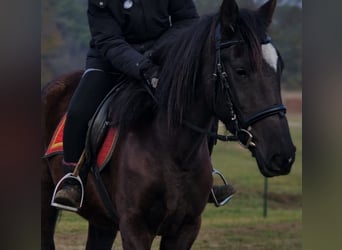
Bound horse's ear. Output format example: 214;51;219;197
258;0;277;28
219;0;239;33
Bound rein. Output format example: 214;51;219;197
182;120;239;142
142;81;238;142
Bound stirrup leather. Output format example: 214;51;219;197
211;168;234;207
51;173;85;212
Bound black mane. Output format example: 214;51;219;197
156;16;215;128
238;8;265;73
110;8;267;130
109;78;157;130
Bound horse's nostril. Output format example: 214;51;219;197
271;154;293;173
288;157;294;164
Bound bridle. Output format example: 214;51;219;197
186;23;286;148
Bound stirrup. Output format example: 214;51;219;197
51;173;85;212
211;168;234;207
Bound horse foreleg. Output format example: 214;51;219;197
119;212;154;250
159;216;201;250
85;223;118;250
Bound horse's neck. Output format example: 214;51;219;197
155;102;213;167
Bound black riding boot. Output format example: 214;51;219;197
207;118;236;206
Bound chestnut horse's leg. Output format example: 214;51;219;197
41;160;59;250
159;216;202;250
85;223;118;250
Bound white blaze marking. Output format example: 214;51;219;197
262;43;278;72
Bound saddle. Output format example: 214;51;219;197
44;82;123;171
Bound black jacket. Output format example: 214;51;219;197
87;0;199;79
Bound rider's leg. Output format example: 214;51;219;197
53;69;117;209
207;118;236;205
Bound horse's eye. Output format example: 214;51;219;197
235;68;247;77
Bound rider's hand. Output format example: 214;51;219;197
140;61;160;88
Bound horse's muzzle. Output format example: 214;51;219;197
269;151;296;176
252;145;296;177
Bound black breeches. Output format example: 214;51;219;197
63;70;119;163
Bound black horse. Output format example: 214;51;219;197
41;0;296;249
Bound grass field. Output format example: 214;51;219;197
54;108;302;249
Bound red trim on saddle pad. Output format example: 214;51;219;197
44;114;118;170
45;114;66;156
96;127;118;168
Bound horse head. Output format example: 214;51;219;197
212;0;296;177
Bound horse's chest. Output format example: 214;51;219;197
158;211;195;235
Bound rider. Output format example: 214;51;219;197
53;0;236;210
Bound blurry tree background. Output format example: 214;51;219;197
41;0;302;89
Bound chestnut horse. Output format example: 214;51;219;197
41;0;296;249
